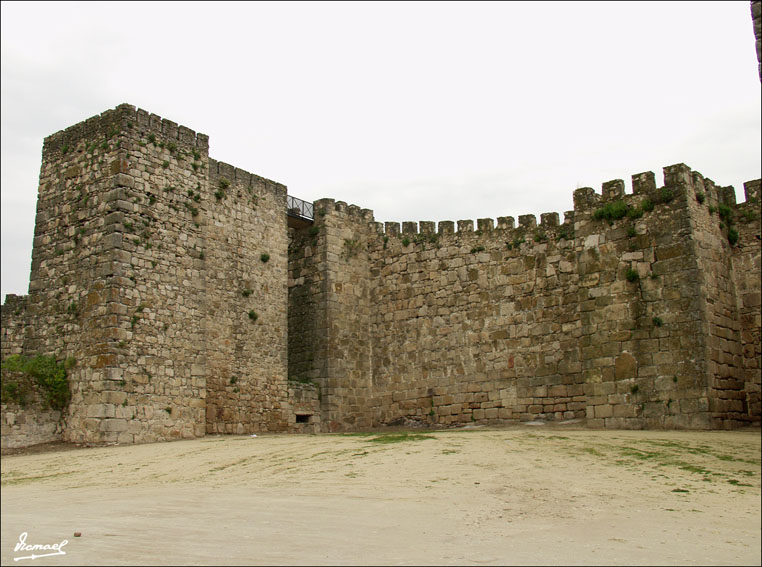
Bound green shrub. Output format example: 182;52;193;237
402;237;410;247
1;380;26;406
557;226;574;241
718;204;733;225
248;310;258;321
626;207;643;220
625;269;639;282
1;354;73;410
260;253;270;263
506;236;525;250
659;188;675;203
593;200;628;222
640;199;654;213
696;192;705;204
727;228;739;246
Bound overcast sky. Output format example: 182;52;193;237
1;1;760;302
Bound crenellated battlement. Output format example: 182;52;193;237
304;163;757;247
208;158;287;199
43;104;209;160
573;163;749;216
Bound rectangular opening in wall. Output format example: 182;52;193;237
295;414;311;424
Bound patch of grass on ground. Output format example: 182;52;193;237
367;433;436;444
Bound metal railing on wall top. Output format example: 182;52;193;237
287;195;314;221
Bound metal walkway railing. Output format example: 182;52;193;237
287;195;314;222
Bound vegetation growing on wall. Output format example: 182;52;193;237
1;355;74;410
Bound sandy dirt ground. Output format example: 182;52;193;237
1;425;760;566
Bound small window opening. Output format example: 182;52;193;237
295;414;310;423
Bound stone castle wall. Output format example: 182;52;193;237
2;103;760;448
289;166;761;431
1;104;301;446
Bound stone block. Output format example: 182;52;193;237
594;404;613;418
100;418;128;432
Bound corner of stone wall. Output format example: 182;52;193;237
730;178;761;424
288;198;376;431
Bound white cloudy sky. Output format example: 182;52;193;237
1;1;760;301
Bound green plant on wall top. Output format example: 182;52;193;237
593;201;628;223
557;225;575;241
658;187;675;203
